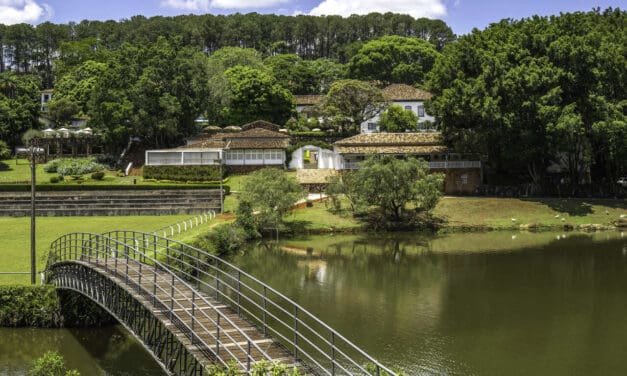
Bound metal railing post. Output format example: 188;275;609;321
216;313;220;356
170;274;174;321
191;291;196;345
237;271;241;315
331;332;335;375
294;306;298;361
263;286;267;337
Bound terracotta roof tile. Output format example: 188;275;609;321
295;95;323;105
334;132;446;154
382;84;432;101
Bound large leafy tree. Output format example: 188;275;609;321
377;104;419;132
264;54;317;95
220;65;294;125
348;36;440;85
428;8;626;189
0;72;40;146
354;156;443;222
320;79;386;134
241;168;305;229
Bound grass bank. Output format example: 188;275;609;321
434;197;626;231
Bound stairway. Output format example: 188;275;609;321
0;189;221;217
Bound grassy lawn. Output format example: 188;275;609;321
0;214;197;285
434;197;626;229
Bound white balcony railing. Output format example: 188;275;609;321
428;161;482;169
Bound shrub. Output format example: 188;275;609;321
211;224;248;255
29;351;81;376
90;171;105;180
43;159;60;173
56;158;104;177
143;165;226;182
49;176;60;183
0;140;11;160
0;184;230;192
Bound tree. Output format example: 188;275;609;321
353;156;443;222
377;104;419;132
0;71;40;147
348;36;440;85
428;9;626;189
320;79;386;134
220;66;294;125
241;168;305;229
47;98;80;126
264;54;317;95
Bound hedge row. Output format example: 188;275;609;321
0;184;229;193
0;285;113;327
143;165;227;182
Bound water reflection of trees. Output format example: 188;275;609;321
234;232;627;375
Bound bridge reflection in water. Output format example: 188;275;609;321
45;231;395;376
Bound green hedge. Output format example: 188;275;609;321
0;184;229;193
0;285;60;327
143;165;227;182
0;285;114;328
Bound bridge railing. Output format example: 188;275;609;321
104;230;397;376
46;232;275;372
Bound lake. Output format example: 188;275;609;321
2;230;625;375
231;231;627;376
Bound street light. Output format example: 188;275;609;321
28;137;40;285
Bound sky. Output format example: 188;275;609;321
0;0;623;35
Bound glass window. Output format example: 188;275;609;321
417;104;425;117
367;123;376;130
461;174;468;185
404;105;412;111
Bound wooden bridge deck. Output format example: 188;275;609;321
81;258;300;372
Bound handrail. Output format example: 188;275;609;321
102;230;397;376
46;232;274;372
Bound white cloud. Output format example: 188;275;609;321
210;0;289;9
310;0;446;19
161;0;288;10
160;0;210;11
0;0;52;25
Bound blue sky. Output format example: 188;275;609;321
0;0;623;35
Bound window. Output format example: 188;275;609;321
367;122;376;131
226;150;244;161
404;105;412;111
416;104;425;117
461;174;468;185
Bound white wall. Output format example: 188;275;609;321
360;100;435;133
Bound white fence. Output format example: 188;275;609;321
152;210;217;238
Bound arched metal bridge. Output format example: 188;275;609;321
45;231;396;376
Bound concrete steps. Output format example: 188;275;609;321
0;189;221;217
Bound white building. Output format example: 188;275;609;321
360;84;435;133
294;84;436;134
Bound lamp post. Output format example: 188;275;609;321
29;138;39;285
217;157;224;214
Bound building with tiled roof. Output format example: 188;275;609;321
145;123;289;171
332;132;482;193
361;84;436;133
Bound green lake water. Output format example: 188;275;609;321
1;230;626;375
230;231;627;376
0;326;166;375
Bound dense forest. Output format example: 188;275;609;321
0;12;454;87
428;8;626;191
0;9;625;190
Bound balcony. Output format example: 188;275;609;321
428;161;482;169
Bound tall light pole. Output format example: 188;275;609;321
29;138;38;285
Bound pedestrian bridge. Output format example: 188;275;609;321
45;231;395;375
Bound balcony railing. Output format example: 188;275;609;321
428;161;482;169
343;160;481;170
